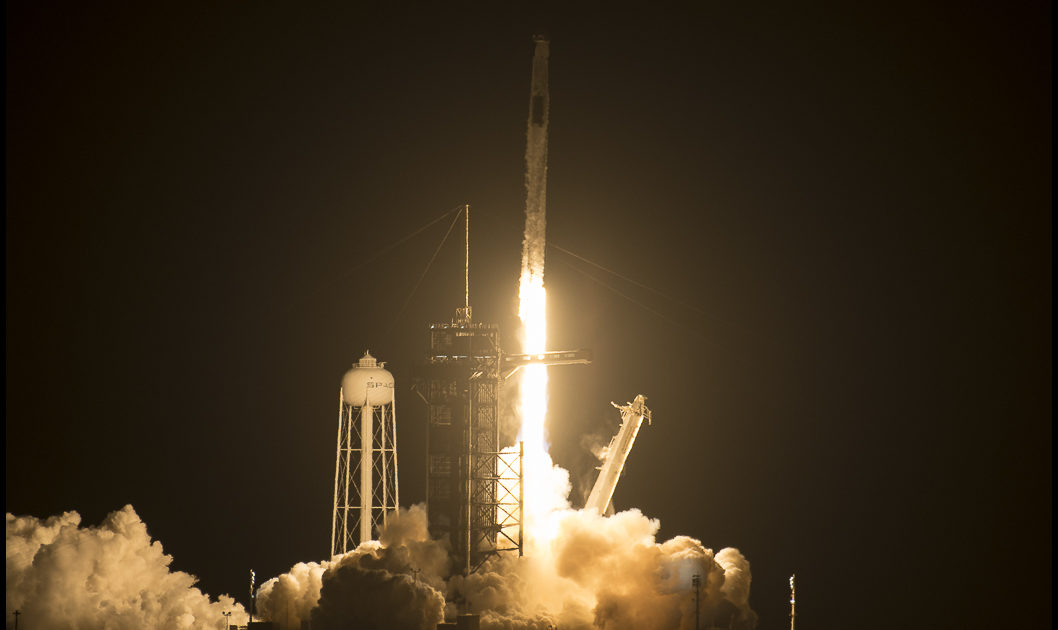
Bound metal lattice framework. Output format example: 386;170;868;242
494;443;524;561
468;379;524;573
331;393;398;556
422;316;523;574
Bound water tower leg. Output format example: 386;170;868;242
360;404;374;544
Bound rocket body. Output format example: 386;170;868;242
522;36;550;281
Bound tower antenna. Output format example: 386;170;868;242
465;204;470;312
454;203;472;324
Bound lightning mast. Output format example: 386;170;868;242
584;395;652;514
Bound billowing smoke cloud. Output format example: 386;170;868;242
454;508;756;630
6;498;755;630
258;504;756;630
256;505;449;630
6;505;247;629
253;561;329;628
312;560;445;630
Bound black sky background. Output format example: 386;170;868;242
5;2;1051;628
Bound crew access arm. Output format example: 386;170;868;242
584;395;652;514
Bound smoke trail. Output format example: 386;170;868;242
5;505;247;629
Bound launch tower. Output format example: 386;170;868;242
331;351;399;556
420;310;523;574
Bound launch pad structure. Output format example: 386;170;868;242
419;308;523;574
418;308;593;575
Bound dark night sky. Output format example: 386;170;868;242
5;2;1051;628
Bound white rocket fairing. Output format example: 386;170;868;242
522;35;550;281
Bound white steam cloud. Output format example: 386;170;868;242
6;505;247;629
6;479;756;629
256;505;447;630
257;504;757;630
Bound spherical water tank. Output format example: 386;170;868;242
341;350;394;406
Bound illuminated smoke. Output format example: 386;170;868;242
256;505;448;630
716;547;754;613
258;506;756;630
254;560;329;629
5;505;247;629
311;560;445;630
452;509;756;630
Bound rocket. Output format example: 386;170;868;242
522;35;550;280
528;35;550;128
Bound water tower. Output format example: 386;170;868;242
331;350;399;556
